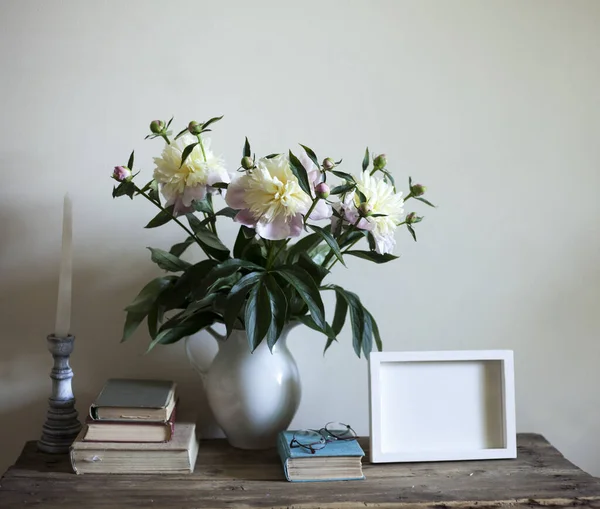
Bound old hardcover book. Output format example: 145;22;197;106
89;378;176;422
83;404;177;442
70;420;198;474
277;430;365;482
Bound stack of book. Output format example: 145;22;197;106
277;430;365;482
70;378;199;474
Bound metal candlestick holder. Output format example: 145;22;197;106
38;334;82;454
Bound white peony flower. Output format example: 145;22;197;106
334;171;404;254
226;153;331;240
153;134;230;216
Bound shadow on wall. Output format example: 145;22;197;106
0;248;223;473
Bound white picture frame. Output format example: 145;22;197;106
368;350;516;463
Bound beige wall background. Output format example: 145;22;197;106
1;0;599;476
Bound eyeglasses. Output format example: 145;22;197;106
290;422;357;454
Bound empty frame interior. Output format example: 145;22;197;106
378;359;506;455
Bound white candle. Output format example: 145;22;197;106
55;194;72;337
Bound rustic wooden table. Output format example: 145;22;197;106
1;434;599;508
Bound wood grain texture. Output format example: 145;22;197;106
1;434;600;508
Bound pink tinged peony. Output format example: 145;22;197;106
333;171;404;255
113;166;132;182
226;153;332;241
152;134;230;216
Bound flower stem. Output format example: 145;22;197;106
323;216;362;268
206;193;218;235
135;185;208;256
303;198;320;226
197;134;207;161
327;237;362;271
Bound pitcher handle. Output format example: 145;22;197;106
184;326;225;381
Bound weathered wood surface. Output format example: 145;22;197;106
1;434;600;508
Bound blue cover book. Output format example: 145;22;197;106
277;430;365;482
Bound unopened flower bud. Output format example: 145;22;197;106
241;156;254;170
358;202;373;217
188;121;202;135
405;212;418;224
410;184;427;197
374;154;387;169
322;158;335;170
113;166;132;182
149;120;165;134
315;182;330;199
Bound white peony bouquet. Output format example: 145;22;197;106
111;115;434;357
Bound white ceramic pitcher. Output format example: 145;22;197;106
185;323;301;450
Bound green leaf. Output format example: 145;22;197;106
414;196;436;207
297;315;338;353
169;236;195;257
180;294;218;318
331;170;355;182
356;189;367;204
127;150;134;170
224;272;263;336
339;229;367;249
287;232;321;263
174;127;188;140
233;226;254;258
191;199;212;214
361;305;374;358
288;150;313;197
407;224;417;241
332;292;348;336
147;303;164;340
362;147;369;172
381;169;396;191
276;267;325;329
145;206;175;228
408;176;413;188
367;232;377;251
166;116;174;129
324;285;366;358
186;215;230;260
298;252;330;284
201;115;223;130
265;275;287;351
207;271;241;294
148;179;160;203
264;153;280;159
307;224;345;267
122;311;145;343
179;142;199;168
159;259;218;309
194;258;263;299
112;180;135;199
308;244;331;266
345;250;399;264
125;276;177;314
245;278;272;352
331;183;355;195
147;247;191;272
148;311;219;351
243;137;251;158
299;144;320;170
215;207;237;219
364;308;382;351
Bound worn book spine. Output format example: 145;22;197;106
277;431;365;482
277;431;292;481
82;406;177;442
89;379;176;420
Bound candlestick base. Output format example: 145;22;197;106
37;334;82;454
